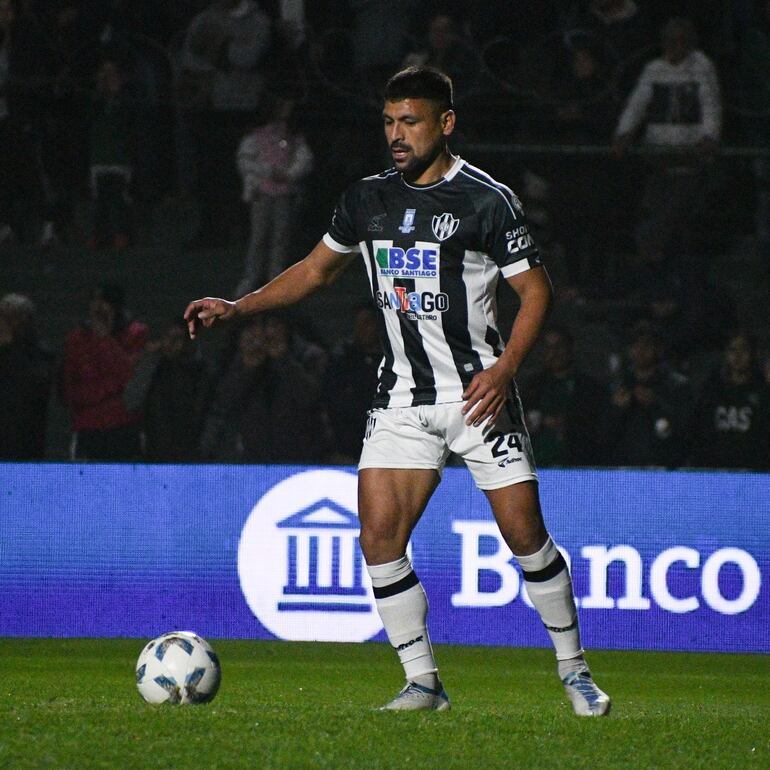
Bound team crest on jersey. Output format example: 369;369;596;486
431;212;459;241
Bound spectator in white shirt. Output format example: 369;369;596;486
612;17;722;262
234;94;313;296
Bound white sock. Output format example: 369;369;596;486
514;536;585;671
367;555;439;688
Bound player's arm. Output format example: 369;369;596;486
184;240;354;338
462;265;553;427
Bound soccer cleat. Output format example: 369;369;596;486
562;671;611;716
379;681;451;712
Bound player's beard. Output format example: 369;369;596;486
392;140;445;182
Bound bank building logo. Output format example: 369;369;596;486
237;469;383;642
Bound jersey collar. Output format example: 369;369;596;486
401;155;464;190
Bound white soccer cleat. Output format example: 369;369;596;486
562;671;611;716
379;681;451;712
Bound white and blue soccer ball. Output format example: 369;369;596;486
136;631;221;705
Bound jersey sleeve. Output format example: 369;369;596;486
323;185;361;254
483;187;542;278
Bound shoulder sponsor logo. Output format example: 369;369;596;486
237;470;383;642
506;224;534;254
431;212;459;241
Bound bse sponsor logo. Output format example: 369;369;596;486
506;225;534;254
451;522;762;615
237;470;383;642
375;245;439;278
431;212;459;241
376;288;449;321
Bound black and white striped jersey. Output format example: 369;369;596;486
323;156;542;408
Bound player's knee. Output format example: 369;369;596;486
359;520;406;563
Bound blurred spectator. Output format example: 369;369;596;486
234;94;314;296
549;39;617;288
41;1;102;245
522;326;608;466
0;0;55;246
0;293;53;459
175;0;275;246
736;0;770;267
88;58;136;250
604;321;691;467
60;283;148;461
200;313;322;462
607;231;737;367
578;1;652;59
686;330;770;470
321;304;381;464
124;319;212;462
612;18;722;260
402;14;480;99
350;0;420;92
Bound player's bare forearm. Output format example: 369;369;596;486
462;266;553;426
496;266;553;379
184;240;353;338
234;242;353;315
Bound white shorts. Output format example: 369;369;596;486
358;398;537;491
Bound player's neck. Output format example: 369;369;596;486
403;150;455;186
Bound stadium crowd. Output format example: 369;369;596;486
1;0;769;469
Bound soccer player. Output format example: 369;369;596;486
185;66;610;717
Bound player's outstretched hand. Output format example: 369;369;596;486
184;297;237;339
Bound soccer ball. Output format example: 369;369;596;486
136;631;221;705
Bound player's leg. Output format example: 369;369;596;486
485;480;610;716
359;467;449;710
447;394;610;716
357;407;451;711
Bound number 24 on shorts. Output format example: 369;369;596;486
485;430;523;459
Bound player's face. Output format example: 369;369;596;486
383;98;455;183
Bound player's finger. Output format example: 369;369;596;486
184;301;202;338
183;300;200;321
462;386;487;416
461;379;479;406
466;393;493;426
471;394;503;427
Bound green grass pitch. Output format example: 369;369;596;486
0;638;767;769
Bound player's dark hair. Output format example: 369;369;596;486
383;66;454;112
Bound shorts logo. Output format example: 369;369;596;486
374;245;438;277
398;208;416;234
237;470;383;642
432;212;459;241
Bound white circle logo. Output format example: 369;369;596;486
237;469;383;642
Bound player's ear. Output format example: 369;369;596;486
441;109;456;137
